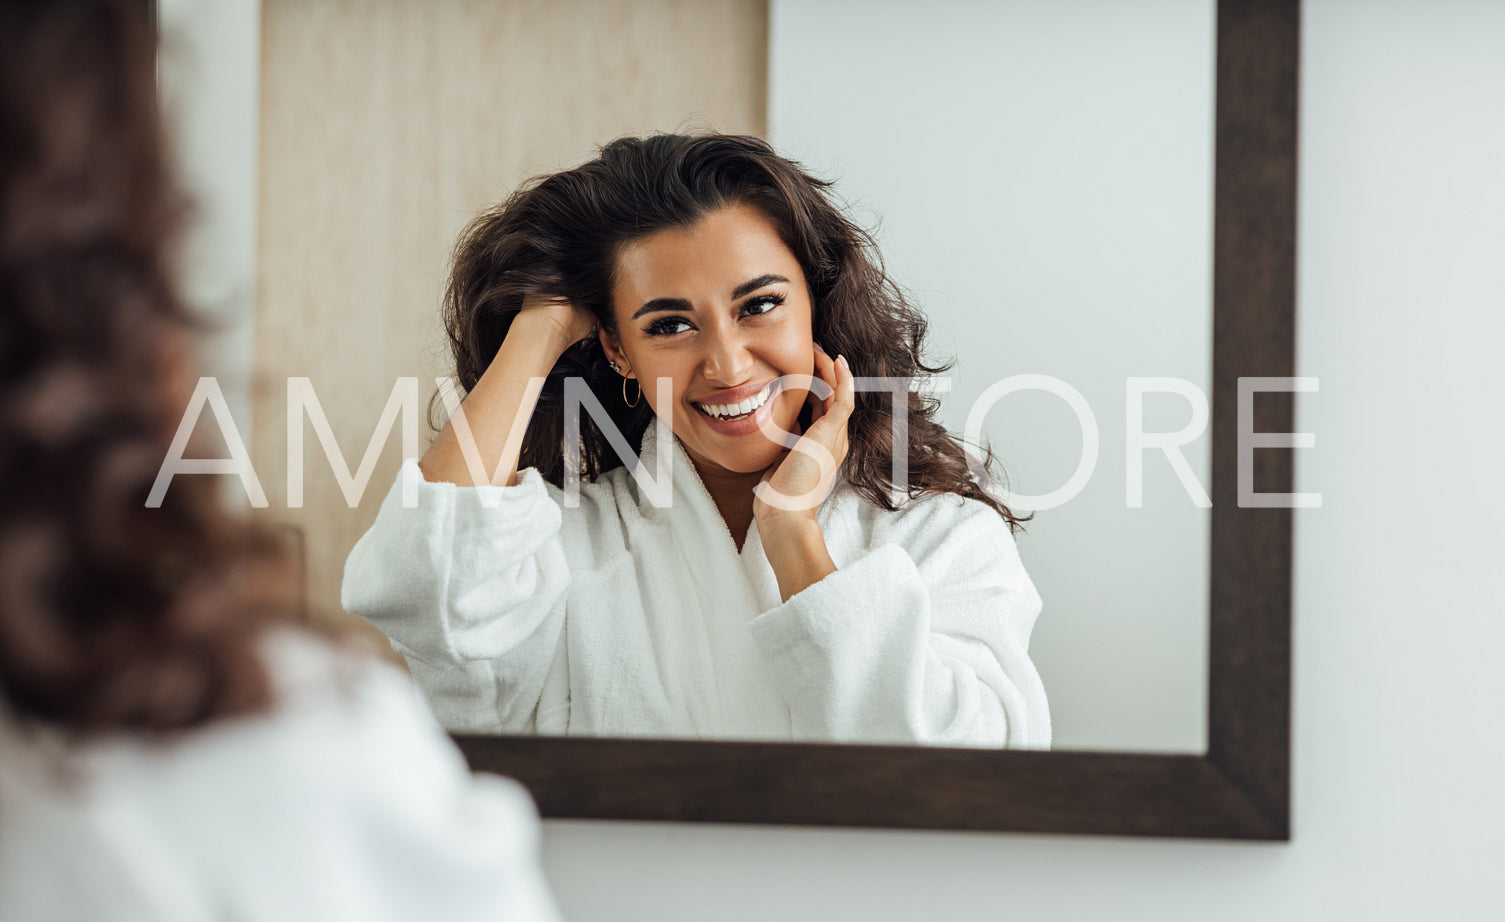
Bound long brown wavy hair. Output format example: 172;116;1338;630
0;0;294;735
443;133;1025;529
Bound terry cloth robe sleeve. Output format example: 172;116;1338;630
745;494;1051;749
341;460;571;733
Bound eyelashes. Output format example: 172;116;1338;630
644;317;689;336
745;293;785;316
643;293;786;337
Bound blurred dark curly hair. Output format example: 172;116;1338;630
0;0;294;735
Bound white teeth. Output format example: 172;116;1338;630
697;384;772;419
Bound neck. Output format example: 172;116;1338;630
690;459;762;552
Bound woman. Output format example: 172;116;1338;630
0;2;559;918
344;134;1050;748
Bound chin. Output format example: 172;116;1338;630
684;438;781;475
687;435;796;478
724;446;786;475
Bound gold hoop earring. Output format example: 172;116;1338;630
606;360;640;407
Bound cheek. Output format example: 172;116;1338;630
775;324;815;369
640;361;693;413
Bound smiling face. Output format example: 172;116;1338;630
601;203;816;479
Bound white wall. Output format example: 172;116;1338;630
538;1;1505;917
767;0;1216;753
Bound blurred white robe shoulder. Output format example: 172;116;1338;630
343;423;1051;748
0;631;561;922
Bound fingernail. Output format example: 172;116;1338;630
814;342;827;353
837;355;848;367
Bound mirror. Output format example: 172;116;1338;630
159;0;1294;836
768;0;1215;754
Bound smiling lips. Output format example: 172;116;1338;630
693;382;777;420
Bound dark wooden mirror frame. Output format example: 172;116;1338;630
451;0;1297;840
135;0;1287;838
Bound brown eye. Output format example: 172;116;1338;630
645;316;692;336
741;294;784;317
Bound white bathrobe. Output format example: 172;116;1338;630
0;631;560;922
343;424;1051;748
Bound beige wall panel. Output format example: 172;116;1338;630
255;0;768;640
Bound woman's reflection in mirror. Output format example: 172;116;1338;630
345;134;1052;748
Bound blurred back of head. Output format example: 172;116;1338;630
0;0;291;736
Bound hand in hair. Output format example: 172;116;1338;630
516;289;597;351
419;295;593;489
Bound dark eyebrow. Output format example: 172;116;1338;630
631;297;693;320
630;274;790;321
731;274;789;300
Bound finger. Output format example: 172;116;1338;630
804;388;826;428
810;348;839;405
812;342;836;381
833;354;856;417
802;347;834;423
800;356;853;461
809;355;853;425
833;357;854;458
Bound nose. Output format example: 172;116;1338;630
699;317;756;385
